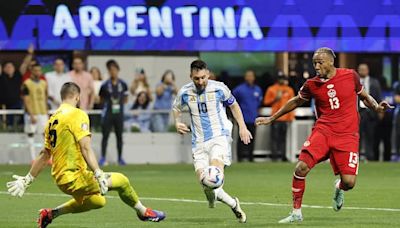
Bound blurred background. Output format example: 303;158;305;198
0;0;399;165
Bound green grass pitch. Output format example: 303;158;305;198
0;162;399;227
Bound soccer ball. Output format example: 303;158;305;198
201;166;224;189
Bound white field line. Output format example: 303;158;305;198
1;191;399;212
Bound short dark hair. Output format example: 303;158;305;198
106;59;120;70
60;82;80;100
190;60;207;72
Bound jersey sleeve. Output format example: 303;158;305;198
352;70;364;94
21;83;29;96
220;82;236;106
44;120;51;150
172;89;187;112
70;110;91;142
298;80;311;101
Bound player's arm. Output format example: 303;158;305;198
173;108;190;134
255;95;305;126
6;148;50;197
229;101;253;144
172;89;190;134
21;84;37;124
358;89;393;113
79;136;101;172
19;44;34;74
78;136;109;195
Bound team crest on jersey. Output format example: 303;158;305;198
303;140;310;147
207;93;215;101
327;84;334;89
189;96;197;102
327;89;336;98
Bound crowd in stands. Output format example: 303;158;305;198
0;46;400;163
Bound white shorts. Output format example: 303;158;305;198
192;135;232;172
24;114;48;134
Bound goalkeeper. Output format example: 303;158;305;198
6;82;165;227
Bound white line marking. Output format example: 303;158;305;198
1;191;399;212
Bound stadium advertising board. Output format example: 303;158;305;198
0;0;399;51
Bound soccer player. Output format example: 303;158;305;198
22;63;48;161
6;82;165;227
256;47;393;223
173;60;252;223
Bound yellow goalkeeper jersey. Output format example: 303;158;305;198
44;103;91;185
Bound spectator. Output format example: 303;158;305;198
263;75;295;161
20;44;46;82
392;82;400;161
21;63;48;161
232;70;262;162
131;91;151;133
152;70;178;132
358;63;382;161
90;66;104;109
0;61;23;130
99;60;128;166
130;68;152;102
373;76;392;161
45;58;71;109
69;57;95;110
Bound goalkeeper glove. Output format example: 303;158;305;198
6;173;35;197
94;169;108;195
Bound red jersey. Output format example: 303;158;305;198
299;68;363;134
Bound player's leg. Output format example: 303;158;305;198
279;130;329;223
37;178;107;228
330;136;359;211
113;115;125;165
210;136;246;223
100;115;112;165
24;114;36;162
38;193;107;227
108;172;166;222
192;142;218;208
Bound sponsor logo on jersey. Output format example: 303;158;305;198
327;84;334;89
303;140;310;147
81;123;88;131
327;89;337;98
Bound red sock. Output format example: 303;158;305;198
292;173;306;209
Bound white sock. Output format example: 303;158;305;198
215;187;236;208
27;137;35;160
134;201;147;215
293;208;302;215
335;180;341;189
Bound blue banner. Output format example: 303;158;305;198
0;0;400;52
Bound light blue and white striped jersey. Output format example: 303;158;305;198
173;80;235;146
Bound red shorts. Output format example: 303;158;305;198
298;129;360;175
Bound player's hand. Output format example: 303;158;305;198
6;173;34;197
376;101;394;113
239;127;253;145
27;44;34;54
176;122;190;134
30;115;37;124
94;169;108;195
255;117;273;126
